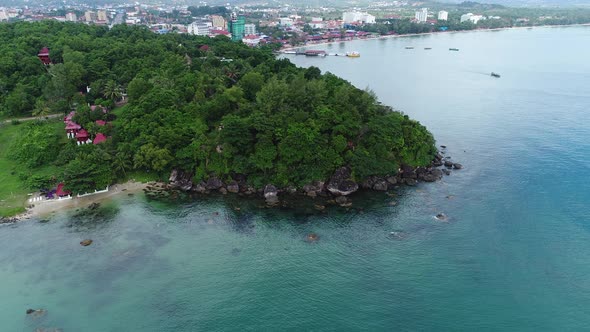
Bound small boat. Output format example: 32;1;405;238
405;46;414;49
424;47;432;50
491;72;501;78
449;48;459;51
346;51;360;58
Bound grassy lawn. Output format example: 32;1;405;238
0;123;29;217
0;120;65;217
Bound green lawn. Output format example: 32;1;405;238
0;120;65;217
0;123;29;217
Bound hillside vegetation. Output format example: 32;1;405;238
0;21;436;197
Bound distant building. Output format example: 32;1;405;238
97;10;108;22
242;34;261;46
244;23;256;35
84;11;97;22
188;21;212;36
415;8;428;23
279;17;293;26
438;10;448;21
229;14;245;41
461;13;483;24
210;15;227;30
310;17;325;29
342;11;375;24
0;9;8;21
66;12;77;22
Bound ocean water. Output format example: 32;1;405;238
2;26;590;331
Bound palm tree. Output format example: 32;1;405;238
103;80;123;101
112;152;131;177
32;99;51;118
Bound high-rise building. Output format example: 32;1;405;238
244;23;256;36
97;10;108;22
0;9;9;21
210;15;227;30
415;8;428;23
66;12;77;22
229;14;245;41
438;10;448;21
85;11;97;22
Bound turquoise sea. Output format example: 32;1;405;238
2;26;590;331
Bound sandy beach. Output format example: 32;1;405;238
12;181;148;221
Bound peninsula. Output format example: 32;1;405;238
0;22;446;217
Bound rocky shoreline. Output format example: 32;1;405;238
146;148;462;207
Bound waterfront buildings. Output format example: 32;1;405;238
415;8;428;23
97;10;108;22
85;11;97;22
438;10;448;21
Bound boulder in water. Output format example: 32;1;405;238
306;233;319;242
80;239;93;246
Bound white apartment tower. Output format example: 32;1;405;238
66;12;77;22
438;10;448;21
244;23;256;35
415;8;428;23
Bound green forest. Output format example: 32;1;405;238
0;21;436;199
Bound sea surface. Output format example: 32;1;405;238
2;26;590;331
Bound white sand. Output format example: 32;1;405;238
21;181;148;219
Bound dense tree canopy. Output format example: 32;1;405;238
1;21;436;193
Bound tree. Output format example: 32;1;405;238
103;80;123;101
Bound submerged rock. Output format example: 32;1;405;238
80;239;93;246
453;163;463;170
264;184;279;205
435;213;448;221
306;233;319;242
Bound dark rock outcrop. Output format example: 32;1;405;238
205;176;223;190
453;163;463;170
169;169;193;191
373;180;388;191
226;181;239;193
264;184;279;205
327;167;358;196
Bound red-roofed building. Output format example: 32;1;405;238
76;129;91;145
90;105;108;113
242;34;261;46
65;121;82;138
93;133;107;145
208;30;231;38
56;183;71;197
38;47;51;65
96;120;106;126
64;111;75;123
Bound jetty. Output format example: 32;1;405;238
281;50;361;58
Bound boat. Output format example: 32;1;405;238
346;51;360;58
449;48;459;51
424;47;432;50
491;72;501;78
405;46;414;49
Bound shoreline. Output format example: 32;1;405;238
279;23;590;52
2;181;147;223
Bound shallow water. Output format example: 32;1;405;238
2;26;590;331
